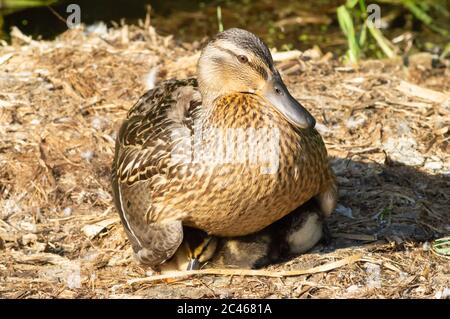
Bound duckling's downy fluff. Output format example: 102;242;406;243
111;28;337;268
161;201;326;271
211;202;326;269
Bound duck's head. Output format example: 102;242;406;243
197;28;315;129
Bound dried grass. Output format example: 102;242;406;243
0;22;449;299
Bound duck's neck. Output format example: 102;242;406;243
198;82;227;109
200;93;218;110
197;66;243;112
198;89;228;125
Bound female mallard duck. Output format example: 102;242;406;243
111;28;337;268
161;201;328;271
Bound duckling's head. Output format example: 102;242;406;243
160;227;218;272
197;28;315;129
184;228;218;270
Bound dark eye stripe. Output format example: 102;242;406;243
251;63;268;80
211;56;224;65
214;45;269;80
196;237;213;258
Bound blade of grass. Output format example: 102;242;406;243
358;0;368;47
403;0;432;24
346;0;359;9
2;0;58;9
217;6;224;33
432;237;450;257
402;0;448;36
337;5;360;63
359;22;367;47
358;0;368;13
440;42;450;60
366;21;397;58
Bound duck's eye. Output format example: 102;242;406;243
238;55;248;63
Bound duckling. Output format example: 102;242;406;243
159;227;218;272
161;201;327;270
211;200;327;269
111;28;338;268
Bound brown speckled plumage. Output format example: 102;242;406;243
111;28;337;267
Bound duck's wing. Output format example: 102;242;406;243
114;78;200;184
111;78;201;266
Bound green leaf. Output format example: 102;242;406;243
403;0;432;25
366;22;397;58
432;237;450;256
402;0;448;36
359;22;367;47
2;0;58;9
216;6;223;33
337;5;360;63
346;0;359;9
358;0;367;15
440;42;450;60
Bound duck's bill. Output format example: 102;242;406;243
263;75;316;129
187;258;200;270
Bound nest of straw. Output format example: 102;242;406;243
0;21;449;298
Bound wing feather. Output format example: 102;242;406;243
111;78;201;265
114;78;200;185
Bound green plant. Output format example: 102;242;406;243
385;0;449;37
337;4;360;64
337;0;397;63
377;206;392;225
441;42;450;59
0;0;60;39
0;0;58;14
337;0;449;63
432;237;450;258
217;6;224;32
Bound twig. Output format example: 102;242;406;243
395;81;450;104
0;53;14;66
333;233;377;241
47;6;68;26
127;254;363;285
272;50;302;62
10;27;38;45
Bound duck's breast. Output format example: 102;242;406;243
163;93;331;236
